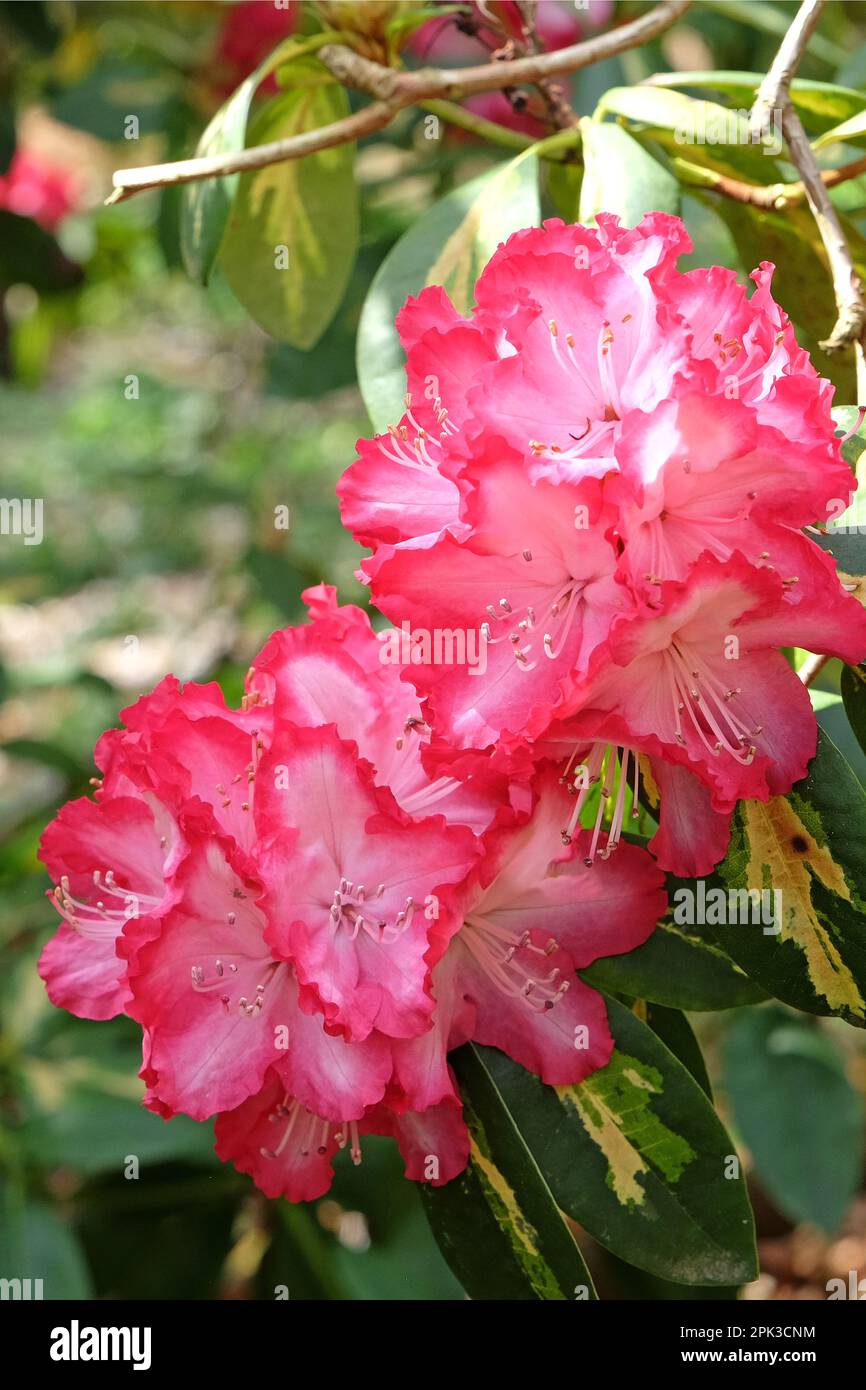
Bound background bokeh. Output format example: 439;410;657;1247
3;0;866;1300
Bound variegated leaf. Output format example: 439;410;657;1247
445;998;756;1287
422;1047;596;1301
710;729;866;1026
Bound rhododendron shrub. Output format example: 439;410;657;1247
31;0;866;1302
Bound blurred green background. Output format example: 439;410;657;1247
2;0;866;1300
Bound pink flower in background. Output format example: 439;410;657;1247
410;2;611;137
411;0;590;61
0;150;77;230
212;0;299;97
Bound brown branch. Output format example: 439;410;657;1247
109;0;692;202
798;651;831;687
107;100;395;203
674;152;866;210
749;0;866;357
514;0;576;132
749;0;826;144
321;1;693;103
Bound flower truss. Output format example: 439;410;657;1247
340;214;866;876
40;214;866;1202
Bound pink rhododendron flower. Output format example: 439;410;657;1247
211;0;299;98
394;768;665;1108
39;592;659;1200
0;150;77;231
246;583;522;830
344;213;866;875
215;1071;468;1202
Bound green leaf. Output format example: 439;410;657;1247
698;4;844;67
833;403;866;471
723;1006;865;1231
544;160;582;222
646;1004;713;1099
812;105;866;153
458;998;757;1286
579;118;679;227
596;87;784;182
645;71;866;133
18;1020;218;1175
711;729;866;1027
422;1050;597;1300
181;33;307;284
356;153;540;432
218;85;358;348
841;663;866;758
810;689;844;713
813;529;866;587
583;912;766;1012
0;1193;93;1299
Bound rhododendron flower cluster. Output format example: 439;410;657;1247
40;212;866;1204
40;587;663;1200
341;214;866;877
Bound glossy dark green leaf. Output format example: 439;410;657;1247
711;729;866;1027
456;998;757;1286
841;663;866;759
646;1004;713;1099
219;85;358;347
423;1049;596;1300
583;911;766;1012
722;1006;865;1230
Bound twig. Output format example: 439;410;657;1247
672;152;866;210
319;1;692;106
419;98;536;152
749;0;825;144
108;101;396;202
749;0;866;361
798;651;831;687
514;0;577;132
109;0;691;202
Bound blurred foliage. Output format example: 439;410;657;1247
2;0;866;1301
